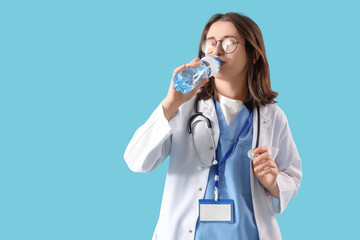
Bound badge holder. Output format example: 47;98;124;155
199;199;234;223
198;105;253;224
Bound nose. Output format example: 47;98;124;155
213;41;224;56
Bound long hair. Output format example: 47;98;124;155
196;12;278;109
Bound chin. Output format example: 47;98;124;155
214;71;227;79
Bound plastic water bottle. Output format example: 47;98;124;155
173;56;221;94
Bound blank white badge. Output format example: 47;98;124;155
199;199;234;223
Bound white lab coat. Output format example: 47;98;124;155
124;96;302;240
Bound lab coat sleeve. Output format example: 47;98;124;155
265;113;302;215
123;103;177;173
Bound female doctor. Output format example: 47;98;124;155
124;12;302;240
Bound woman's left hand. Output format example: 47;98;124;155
252;146;280;198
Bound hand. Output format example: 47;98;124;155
162;57;209;121
252;146;280;198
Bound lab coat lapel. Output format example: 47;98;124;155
198;97;220;150
251;105;271;149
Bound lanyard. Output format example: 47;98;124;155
213;99;253;201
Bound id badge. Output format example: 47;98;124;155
199;199;234;223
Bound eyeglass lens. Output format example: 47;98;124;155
202;37;239;54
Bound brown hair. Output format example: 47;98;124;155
196;12;278;109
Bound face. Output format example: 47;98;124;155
204;21;247;80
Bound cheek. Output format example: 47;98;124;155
236;49;248;66
230;54;248;73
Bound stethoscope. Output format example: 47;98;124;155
187;95;260;170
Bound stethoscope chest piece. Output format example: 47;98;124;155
247;149;255;160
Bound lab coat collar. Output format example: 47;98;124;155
197;97;272;149
200;97;272;129
198;97;220;150
198;97;216;123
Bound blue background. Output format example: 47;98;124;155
1;0;359;239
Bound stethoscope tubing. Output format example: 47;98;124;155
188;95;260;168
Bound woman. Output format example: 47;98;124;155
124;12;302;240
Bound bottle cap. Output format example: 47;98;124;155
201;56;221;77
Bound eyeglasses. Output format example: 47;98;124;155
201;37;245;54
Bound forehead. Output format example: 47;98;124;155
206;20;242;40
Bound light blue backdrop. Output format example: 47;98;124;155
1;0;359;239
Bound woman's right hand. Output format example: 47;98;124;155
162;57;209;121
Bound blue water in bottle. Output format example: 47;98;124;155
173;56;221;94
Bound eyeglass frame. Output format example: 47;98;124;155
201;36;245;54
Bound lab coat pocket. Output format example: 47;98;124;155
268;146;279;161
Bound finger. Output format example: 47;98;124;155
254;146;268;155
254;158;274;171
190;57;200;63
254;160;274;173
173;62;201;76
253;152;271;165
258;167;277;177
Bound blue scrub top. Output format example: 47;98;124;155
195;99;259;240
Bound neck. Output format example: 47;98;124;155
214;76;248;101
